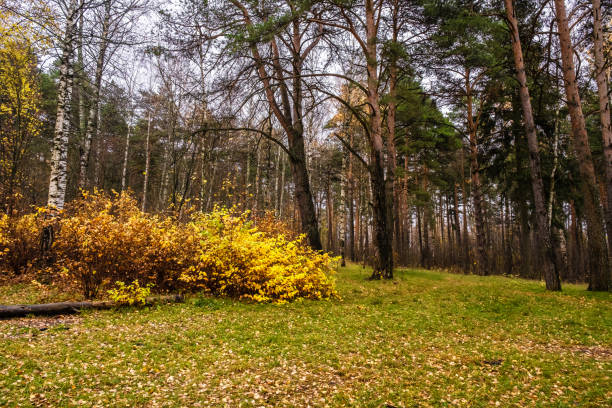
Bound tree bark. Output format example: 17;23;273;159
553;0;609;291
326;179;334;252
461;148;470;271
466;70;488;275
230;0;322;249
142;111;151;211
592;0;612;261
48;0;79;209
0;295;183;318
385;0;401;268
346;140;355;261
121;122;131;192
453;183;461;262
364;0;392;279
77;7;86;145
504;0;561;290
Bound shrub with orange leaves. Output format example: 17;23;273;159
0;191;338;303
0;211;41;274
252;210;299;241
53;191;199;298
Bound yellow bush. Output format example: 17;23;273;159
181;208;338;303
107;280;153;305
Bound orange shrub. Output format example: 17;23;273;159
252;210;299;240
54;191;199;298
0;212;41;274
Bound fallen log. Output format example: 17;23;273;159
0;294;184;318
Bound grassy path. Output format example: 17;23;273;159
1;265;611;407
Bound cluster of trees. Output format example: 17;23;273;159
0;0;610;290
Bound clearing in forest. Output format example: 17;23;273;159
1;265;611;407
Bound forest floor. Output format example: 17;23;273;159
0;265;611;407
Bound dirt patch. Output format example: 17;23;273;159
514;339;612;361
0;314;81;339
570;345;612;360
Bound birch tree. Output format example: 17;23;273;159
48;0;80;209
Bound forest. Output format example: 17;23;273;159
1;0;611;289
0;0;611;406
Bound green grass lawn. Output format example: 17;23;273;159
1;265;611;407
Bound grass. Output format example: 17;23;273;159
1;265;611;407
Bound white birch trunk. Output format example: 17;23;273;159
48;0;79;209
121;122;131;192
142;111;151;211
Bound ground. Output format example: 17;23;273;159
0;265;611;407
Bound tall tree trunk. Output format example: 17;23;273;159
504;0;561;290
326;180;334;253
254;143;261;213
79;0;112;189
466;71;488;275
93;105;102;188
554;0;609;291
548;109;560;227
355;181;362;261
274;145;282;215
347;142;355;261
592;0;612;260
279;153;285;218
461;149;470;271
121;122;131;192
453;183;462;262
77;8;86;144
142;111;151;211
287;132;322;249
48;0;79;209
365;0;392;279
568;201;582;282
159;134;169;210
385;0;401;266
417;206;423;267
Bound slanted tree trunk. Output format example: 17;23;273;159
79;0;112;189
287;130;322;249
553;0;609;291
48;0;79;209
231;2;322;250
504;0;561;290
592;0;612;260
